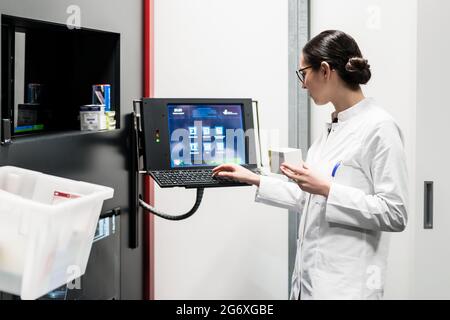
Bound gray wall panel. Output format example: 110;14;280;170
288;0;310;295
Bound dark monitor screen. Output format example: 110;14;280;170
140;98;256;171
167;104;245;168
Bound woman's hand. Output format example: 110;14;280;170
212;164;261;187
280;162;331;197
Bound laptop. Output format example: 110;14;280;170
140;98;260;188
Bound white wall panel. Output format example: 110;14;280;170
154;0;289;299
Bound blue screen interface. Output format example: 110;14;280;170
167;104;246;168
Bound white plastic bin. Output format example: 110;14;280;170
0;166;114;300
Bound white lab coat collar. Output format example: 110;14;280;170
329;97;373;124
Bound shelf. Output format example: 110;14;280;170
1;14;121;140
9;128;122;145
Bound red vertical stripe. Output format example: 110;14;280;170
143;0;155;300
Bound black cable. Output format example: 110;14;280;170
138;188;204;221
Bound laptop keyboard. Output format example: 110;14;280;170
150;169;255;188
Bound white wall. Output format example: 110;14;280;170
153;0;289;299
310;0;417;299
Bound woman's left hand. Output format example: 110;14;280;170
280;162;331;197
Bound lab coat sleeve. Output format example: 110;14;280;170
255;175;306;211
325;120;408;232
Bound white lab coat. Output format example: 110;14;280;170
255;98;408;300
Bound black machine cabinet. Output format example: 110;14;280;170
0;15;143;300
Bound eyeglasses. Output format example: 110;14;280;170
296;66;313;84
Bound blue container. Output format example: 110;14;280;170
92;84;111;111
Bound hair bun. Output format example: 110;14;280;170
345;57;371;85
346;57;370;71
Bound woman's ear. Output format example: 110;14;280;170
320;61;332;80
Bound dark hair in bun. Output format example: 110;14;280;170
303;30;371;90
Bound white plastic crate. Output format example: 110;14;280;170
0;166;114;300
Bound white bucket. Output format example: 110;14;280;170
0;166;114;300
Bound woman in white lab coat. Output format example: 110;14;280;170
213;30;408;300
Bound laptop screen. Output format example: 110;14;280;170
167;104;246;168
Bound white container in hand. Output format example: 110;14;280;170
268;148;303;174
